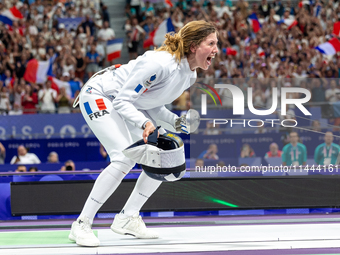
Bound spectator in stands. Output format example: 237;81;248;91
0;86;10;115
8;103;23;115
172;90;189;110
203;121;222;135
258;0;271;18
15;165;27;173
314;132;340;166
130;0;144;21
3;70;13;87
47;151;59;163
240;143;256;158
264;143;282;158
128;17;145;60
12;79;25;107
216;1;232;18
56;87;71;114
75;46;86;81
94;13;103;30
101;5;110;23
38;80;57;113
21;85;38;114
198;144;219;160
282;131;307;166
67;71;83;98
311;120;321;132
61;160;76;171
77;26;90;46
217;160;226;167
171;7;184;31
61;51;77;75
325;79;340;103
254;121;268;134
85;43;101;79
195;158;204;171
15;53;29;80
10;145;41;165
141;1;155;20
29;166;38;172
97;21;115;45
311;79;326;104
278;104;296;132
81;14;96;36
142;16;154;40
0;142;5;164
98;21;115;65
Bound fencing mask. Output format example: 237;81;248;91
123;127;186;182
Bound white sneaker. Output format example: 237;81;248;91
111;213;159;239
69;216;100;247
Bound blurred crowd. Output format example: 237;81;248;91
1;0;340;117
0;0;114;114
195;131;340;170
123;0;340;112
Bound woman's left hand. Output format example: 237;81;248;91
143;121;157;143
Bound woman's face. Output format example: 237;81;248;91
242;145;250;154
192;32;218;70
25;85;31;93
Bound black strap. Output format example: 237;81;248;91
142;163;186;174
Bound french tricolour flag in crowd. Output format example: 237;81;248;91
277;19;298;30
298;0;311;8
333;21;340;37
315;38;340;56
143;17;175;48
248;13;261;33
164;0;173;8
23;55;56;84
223;47;237;56
257;47;265;58
0;6;23;26
47;76;82;98
106;38;123;61
244;37;250;46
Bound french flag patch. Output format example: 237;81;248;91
84;99;107;114
135;84;143;93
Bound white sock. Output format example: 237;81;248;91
79;163;130;224
120;171;162;218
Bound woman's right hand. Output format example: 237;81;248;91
143;121;156;143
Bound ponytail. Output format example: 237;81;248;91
157;32;184;63
156;20;217;64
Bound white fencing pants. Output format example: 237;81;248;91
77;82;161;223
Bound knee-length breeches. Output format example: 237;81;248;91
79;80;139;168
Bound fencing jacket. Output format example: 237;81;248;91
94;50;197;129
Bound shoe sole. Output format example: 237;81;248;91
68;233;100;247
69;234;76;242
110;226;159;239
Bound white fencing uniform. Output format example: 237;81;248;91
78;50;196;222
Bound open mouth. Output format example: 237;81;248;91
207;56;213;66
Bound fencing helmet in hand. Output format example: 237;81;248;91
123;129;186;182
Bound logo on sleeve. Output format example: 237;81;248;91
86;87;93;94
144;73;156;87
